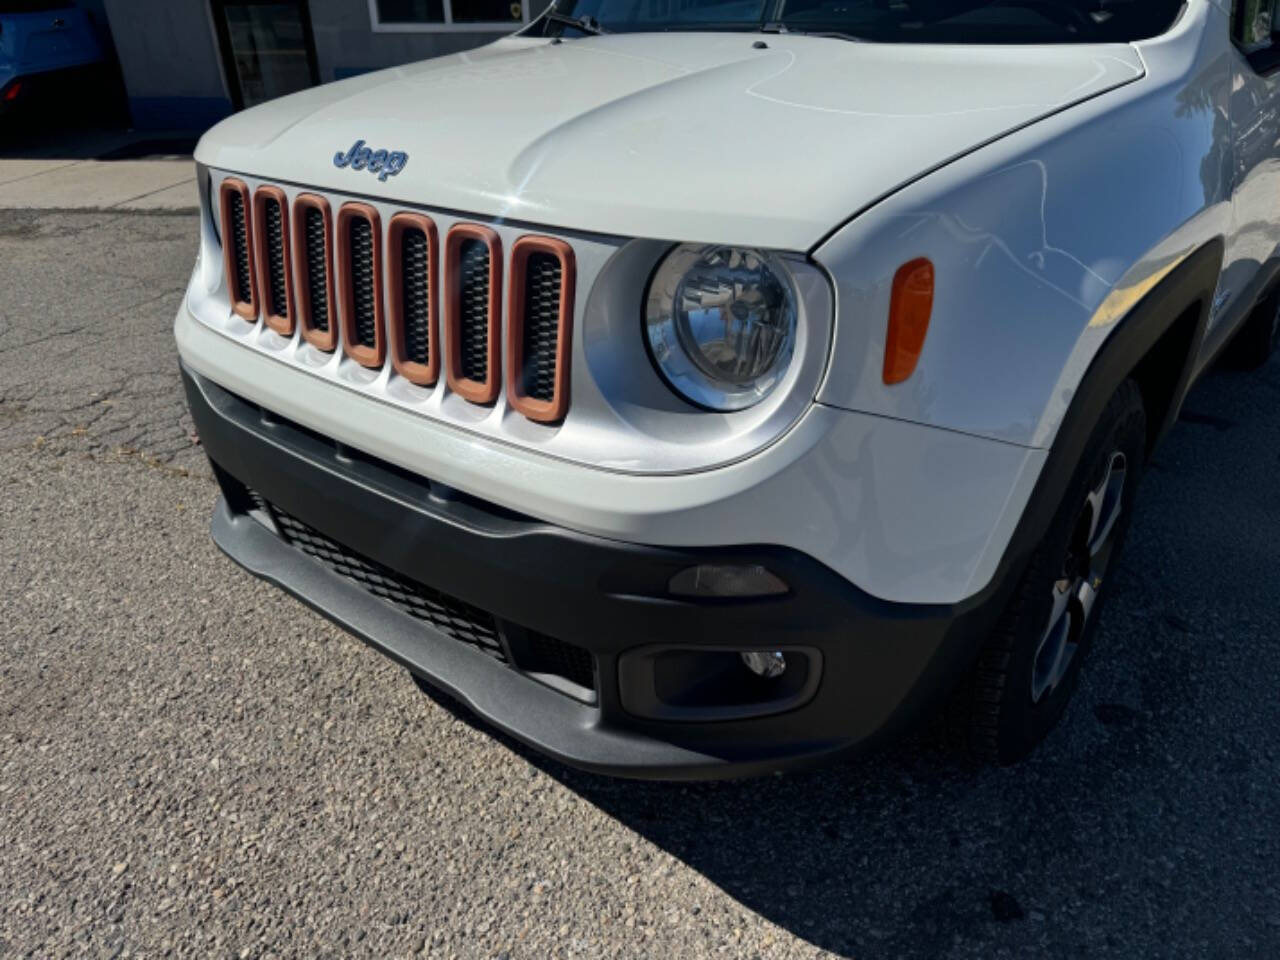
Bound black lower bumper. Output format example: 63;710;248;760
183;363;1006;779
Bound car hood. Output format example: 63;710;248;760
195;33;1144;250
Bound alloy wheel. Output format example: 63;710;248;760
1031;451;1127;704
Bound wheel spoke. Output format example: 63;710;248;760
1049;579;1073;626
1076;577;1099;624
1032;583;1075;703
1086;453;1126;552
1030;449;1128;704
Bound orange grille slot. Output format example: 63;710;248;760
387;212;440;386
336;203;385;369
290;193;338;352
252;185;294;336
444;223;503;405
507;235;575;423
219;178;257;322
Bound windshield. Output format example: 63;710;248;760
536;0;1185;43
0;0;70;11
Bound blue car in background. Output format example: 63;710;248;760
0;1;104;113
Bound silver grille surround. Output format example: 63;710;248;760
193;170;834;477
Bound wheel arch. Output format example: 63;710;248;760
960;237;1224;623
1119;244;1222;455
866;237;1226;755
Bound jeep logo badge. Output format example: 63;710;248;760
333;140;408;183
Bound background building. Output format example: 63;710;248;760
99;0;529;130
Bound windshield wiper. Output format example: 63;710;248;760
759;22;866;41
792;29;865;41
544;11;606;35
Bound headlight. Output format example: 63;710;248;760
644;244;798;412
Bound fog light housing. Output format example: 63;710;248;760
740;650;787;678
668;564;788;598
618;645;822;721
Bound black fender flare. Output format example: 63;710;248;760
881;238;1224;734
1032;237;1223;514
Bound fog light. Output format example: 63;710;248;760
668;564;788;598
740;650;787;679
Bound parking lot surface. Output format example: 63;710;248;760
2;209;1278;958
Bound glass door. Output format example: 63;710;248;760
212;0;319;109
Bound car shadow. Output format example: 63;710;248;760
418;356;1280;958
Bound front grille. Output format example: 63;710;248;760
249;490;508;661
213;177;587;422
262;197;288;320
400;228;431;366
458;239;491;383
520;252;562;403
348;216;377;349
304;207;330;334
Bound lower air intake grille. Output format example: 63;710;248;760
218;417;599;699
304;208;330;333
348;215;377;349
259;495;508;661
263;197;288;320
228;192;252;306
401;227;431;366
523;630;595;691
521;252;563;403
458;239;491;383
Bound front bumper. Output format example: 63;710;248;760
183;363;1011;779
175;297;1045;607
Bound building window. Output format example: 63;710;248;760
370;0;529;30
1235;0;1279;52
213;0;320;109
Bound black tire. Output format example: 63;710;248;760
949;379;1147;764
1222;287;1280;371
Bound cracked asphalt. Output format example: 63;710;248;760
2;209;1278;959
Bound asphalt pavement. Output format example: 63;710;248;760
2;207;1278;958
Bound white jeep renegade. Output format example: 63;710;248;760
176;0;1280;778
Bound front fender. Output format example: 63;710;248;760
811;0;1232;450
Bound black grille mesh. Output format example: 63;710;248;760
263;197;288;319
259;496;507;661
231;476;598;696
304;208;329;333
457;239;491;384
400;227;430;366
524;631;595;691
520;252;563;403
228;192;252;306
348;216;377;349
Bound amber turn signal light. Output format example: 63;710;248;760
883;258;935;385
